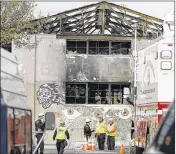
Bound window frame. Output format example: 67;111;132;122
160;50;172;59
88;83;109;104
66;40;87;54
65;82;131;104
66;82;86;104
66;40;131;55
160;61;172;70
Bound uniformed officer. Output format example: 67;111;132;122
84;118;94;142
95;114;107;150
53;120;70;154
107;118;117;150
35;113;45;154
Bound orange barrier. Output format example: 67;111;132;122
91;139;96;151
88;141;92;150
119;144;125;154
82;138;96;151
82;140;88;150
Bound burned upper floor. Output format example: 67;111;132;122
30;1;163;39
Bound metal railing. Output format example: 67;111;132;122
32;131;46;154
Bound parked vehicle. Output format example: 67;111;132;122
133;12;174;152
144;102;175;154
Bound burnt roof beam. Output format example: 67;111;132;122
107;2;163;23
108;5;162;29
65;10;95;20
75;14;97;33
109;14;141;36
78;19;97;34
109;21;133;36
108;23;126;35
85;25;96;34
89;27;97;34
105;25;114;34
71;19;95;33
48;15;95;33
31;1;162;25
28;1;163;37
31;3;100;23
68;6;98;32
109;7;139;35
41;10;95;30
110;9;145;36
74;20;96;33
96;3;107;34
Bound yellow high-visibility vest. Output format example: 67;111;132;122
56;127;67;140
107;124;117;137
96;121;106;134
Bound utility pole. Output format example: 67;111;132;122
133;23;138;118
133;23;138;153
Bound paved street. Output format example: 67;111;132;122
44;146;131;154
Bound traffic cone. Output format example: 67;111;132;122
82;138;88;150
88;139;92;150
119;144;125;154
91;138;96;151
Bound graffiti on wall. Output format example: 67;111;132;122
52;104;134;146
36;83;65;109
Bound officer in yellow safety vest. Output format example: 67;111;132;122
95;114;107;150
53;120;70;154
107;118;117;150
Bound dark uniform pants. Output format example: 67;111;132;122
107;136;115;150
56;140;66;154
85;135;91;142
97;134;106;150
36;134;44;154
135;146;144;154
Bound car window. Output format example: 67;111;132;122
159;122;175;154
156;103;175;154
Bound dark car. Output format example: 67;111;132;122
144;102;175;154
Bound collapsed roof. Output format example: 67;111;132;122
31;1;163;38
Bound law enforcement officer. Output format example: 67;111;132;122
84;118;94;142
35;113;45;154
53;120;70;154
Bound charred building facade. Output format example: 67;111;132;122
12;1;163;146
65;39;132;105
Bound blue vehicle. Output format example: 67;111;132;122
0;48;32;154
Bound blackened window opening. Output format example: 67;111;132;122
66;40;131;55
111;84;131;104
88;83;109;104
67;41;87;54
66;83;86;104
66;83;131;104
111;41;131;55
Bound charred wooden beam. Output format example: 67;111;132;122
108;6;162;29
69;6;98;32
85;24;97;34
79;19;97;33
107;2;163;23
75;14;97;33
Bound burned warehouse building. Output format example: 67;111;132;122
12;1;164;146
